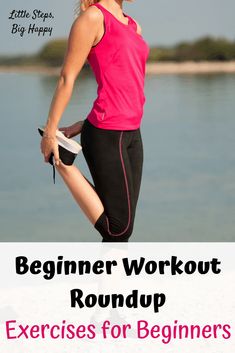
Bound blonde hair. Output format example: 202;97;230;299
74;0;100;17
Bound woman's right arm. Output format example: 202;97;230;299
41;6;102;165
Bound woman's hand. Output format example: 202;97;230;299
59;120;84;138
40;132;60;166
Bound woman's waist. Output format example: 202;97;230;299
86;110;143;131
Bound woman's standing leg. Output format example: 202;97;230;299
81;119;143;242
126;128;144;222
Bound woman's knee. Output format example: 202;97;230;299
94;212;134;242
102;227;133;242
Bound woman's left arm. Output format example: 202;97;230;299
41;8;100;164
44;10;99;136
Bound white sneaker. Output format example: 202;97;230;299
38;126;82;184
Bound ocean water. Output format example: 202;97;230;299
0;71;235;241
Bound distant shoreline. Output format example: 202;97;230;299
146;61;235;74
1;61;235;75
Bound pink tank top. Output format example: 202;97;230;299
86;3;150;130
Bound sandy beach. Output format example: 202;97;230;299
146;60;235;74
1;60;235;75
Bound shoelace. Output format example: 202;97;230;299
52;164;56;184
49;154;56;184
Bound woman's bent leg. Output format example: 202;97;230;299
55;163;104;225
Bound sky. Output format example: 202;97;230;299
0;0;235;55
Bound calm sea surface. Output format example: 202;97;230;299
0;71;235;241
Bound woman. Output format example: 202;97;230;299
40;0;150;242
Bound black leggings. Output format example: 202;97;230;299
80;119;143;242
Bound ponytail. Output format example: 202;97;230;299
75;0;100;17
81;0;100;11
